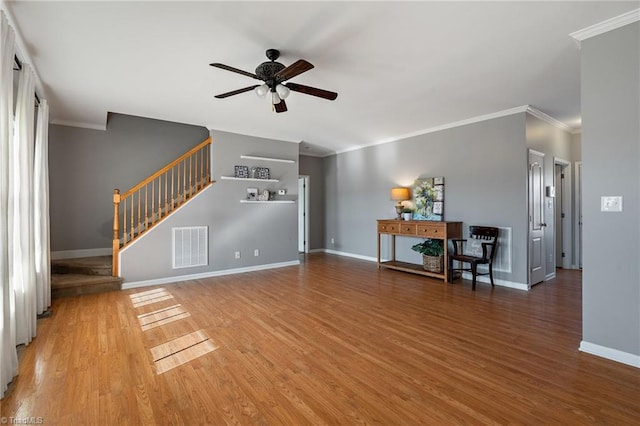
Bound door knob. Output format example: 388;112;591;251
540;223;547;227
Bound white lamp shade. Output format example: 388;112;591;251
254;84;269;97
271;92;281;104
275;84;290;99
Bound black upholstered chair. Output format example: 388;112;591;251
449;226;499;290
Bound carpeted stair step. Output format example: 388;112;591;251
51;274;122;298
51;256;113;276
51;255;122;298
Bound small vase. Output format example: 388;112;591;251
402;213;412;221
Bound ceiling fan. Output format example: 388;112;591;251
210;49;338;113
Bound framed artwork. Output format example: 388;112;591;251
412;177;444;221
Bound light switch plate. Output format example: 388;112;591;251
601;196;622;212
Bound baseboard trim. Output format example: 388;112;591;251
460;272;529;291
579;341;640;368
323;249;378;263
320;249;529;290
545;272;557;281
122;260;300;289
51;248;111;260
307;248;326;254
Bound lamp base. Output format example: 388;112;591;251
395;203;404;220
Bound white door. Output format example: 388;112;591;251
529;150;546;285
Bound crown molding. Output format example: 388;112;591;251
526;106;572;132
334;105;531;156
570;8;640;47
330;105;574;158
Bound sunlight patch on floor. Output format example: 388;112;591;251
150;330;218;374
128;288;218;374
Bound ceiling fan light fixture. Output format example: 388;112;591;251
255;83;269;97
211;49;338;112
275;84;290;100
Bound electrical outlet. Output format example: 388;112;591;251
278;189;286;195
254;249;259;257
331;238;335;244
235;251;241;259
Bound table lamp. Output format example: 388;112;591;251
390;187;410;220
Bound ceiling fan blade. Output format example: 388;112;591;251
274;59;314;81
215;85;259;99
286;82;338;101
210;63;260;80
274;99;287;113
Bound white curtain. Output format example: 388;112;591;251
34;99;50;314
10;62;37;346
0;11;17;396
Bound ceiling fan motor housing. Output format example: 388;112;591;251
255;61;286;86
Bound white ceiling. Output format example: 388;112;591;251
5;1;638;156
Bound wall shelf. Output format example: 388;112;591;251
240;155;295;164
220;176;279;183
240;200;295;204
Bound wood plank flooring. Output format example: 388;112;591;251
2;253;639;424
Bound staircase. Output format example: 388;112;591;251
51;256;122;298
112;137;213;276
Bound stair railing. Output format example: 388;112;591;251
112;137;212;276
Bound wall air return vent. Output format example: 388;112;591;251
172;226;208;269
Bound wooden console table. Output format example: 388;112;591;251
377;219;462;281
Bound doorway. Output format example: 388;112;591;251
528;149;546;285
298;176;310;253
554;158;572;270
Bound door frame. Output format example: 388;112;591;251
298;175;310;253
574;161;583;269
553;157;572;269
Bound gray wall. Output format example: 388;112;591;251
49;113;209;251
581;22;639;356
299;155;326;250
324;113;529;285
571;132;582;162
525;114;573;274
120;130;299;282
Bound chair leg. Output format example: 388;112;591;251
489;262;495;286
448;257;453;283
471;263;477;291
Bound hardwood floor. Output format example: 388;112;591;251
2;253;639;424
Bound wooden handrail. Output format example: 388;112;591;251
121;137;211;198
112;137;212;276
